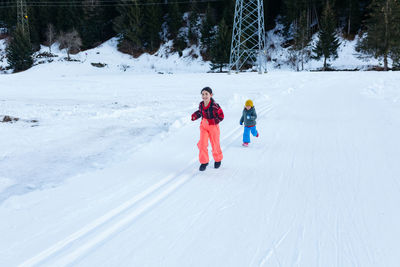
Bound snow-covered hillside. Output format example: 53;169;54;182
0;38;8;70
1;37;210;75
265;24;383;71
0;24;389;75
1;68;400;266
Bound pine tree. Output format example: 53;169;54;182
27;6;41;50
142;0;162;52
113;0;143;53
392;48;400;69
80;0;106;49
356;0;400;70
283;0;323;31
0;4;16;30
174;34;188;56
188;2;200;45
290;10;312;71
6;26;33;72
210;18;231;72
284;0;302;24
167;1;182;39
336;0;363;35
264;0;283;29
45;24;56;52
56;1;83;32
28;0;56;46
200;4;216;54
216;0;234;26
313;1;340;70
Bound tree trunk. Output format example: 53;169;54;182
307;7;310;36
383;0;389;71
347;15;351;35
323;57;327;71
301;48;304;71
384;54;388;71
347;1;352;35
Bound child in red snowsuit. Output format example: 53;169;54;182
191;87;224;171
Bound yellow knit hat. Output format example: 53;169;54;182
245;99;253;107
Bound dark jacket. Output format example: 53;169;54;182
240;107;257;126
191;98;224;125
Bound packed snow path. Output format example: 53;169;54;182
1;72;400;267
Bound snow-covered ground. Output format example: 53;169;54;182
1;29;400;266
1;65;400;266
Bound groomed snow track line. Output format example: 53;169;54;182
19;104;273;267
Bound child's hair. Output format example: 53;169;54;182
201;87;213;94
245;99;254;107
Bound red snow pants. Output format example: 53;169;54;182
197;118;223;164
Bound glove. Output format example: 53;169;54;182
191;114;196;121
246;115;250;120
240;121;243;125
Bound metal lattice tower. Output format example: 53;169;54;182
229;0;267;74
17;0;30;38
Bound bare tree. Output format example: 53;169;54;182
58;29;82;60
46;24;56;53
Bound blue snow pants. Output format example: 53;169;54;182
243;126;258;143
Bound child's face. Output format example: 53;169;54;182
245;105;251;110
202;91;212;102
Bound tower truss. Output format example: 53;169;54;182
229;0;267;73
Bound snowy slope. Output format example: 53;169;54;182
0;38;8;70
37;33;388;73
1;70;400;266
1;24;387;75
33;38;210;75
0;37;209;75
266;24;382;71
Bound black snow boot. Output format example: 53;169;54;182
214;161;221;169
199;163;208;171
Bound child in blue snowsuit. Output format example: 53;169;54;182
240;99;259;146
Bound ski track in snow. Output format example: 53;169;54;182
19;104;274;267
